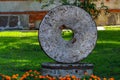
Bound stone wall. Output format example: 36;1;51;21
108;10;120;25
94;0;120;9
0;14;23;30
0;1;50;30
95;9;120;26
0;11;47;30
0;0;120;30
94;0;120;25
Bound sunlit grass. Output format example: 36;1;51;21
104;25;120;30
0;30;53;76
62;29;74;41
0;27;120;79
97;41;120;44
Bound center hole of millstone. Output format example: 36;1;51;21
60;25;74;41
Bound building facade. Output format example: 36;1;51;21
94;0;120;26
0;0;48;30
0;0;120;30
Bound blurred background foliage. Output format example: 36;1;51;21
35;0;108;19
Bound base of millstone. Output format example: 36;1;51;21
41;62;94;78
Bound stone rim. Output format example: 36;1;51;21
41;62;94;70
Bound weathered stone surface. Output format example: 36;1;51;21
41;62;93;78
39;5;97;63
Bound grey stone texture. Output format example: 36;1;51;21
39;5;97;63
41;62;93;78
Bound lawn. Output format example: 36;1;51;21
0;27;120;79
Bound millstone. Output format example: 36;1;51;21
39;5;97;63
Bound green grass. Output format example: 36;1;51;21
82;30;120;79
0;28;120;79
0;31;54;76
104;25;120;30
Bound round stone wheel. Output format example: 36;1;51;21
39;5;97;63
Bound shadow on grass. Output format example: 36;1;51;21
82;42;120;78
0;36;54;76
80;30;120;79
